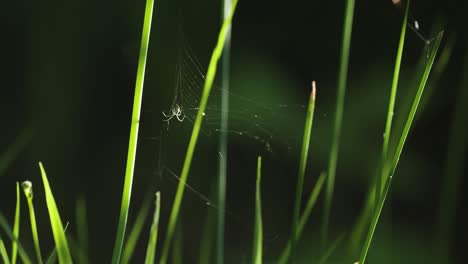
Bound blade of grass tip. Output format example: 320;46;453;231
11;182;21;264
359;31;444;264
278;171;326;264
378;0;410;197
290;81;317;262
435;39;468;262
121;194;152;264
389;31;443;178
0;235;11;264
21;181;43;264
0;213;33;264
217;0;232;262
323;0;355;245
144;192;161;264
252;156;263;264
111;0;155;262
38;162;73;263
358;176;393;264
159;1;239;262
76;196;89;264
317;234;344;264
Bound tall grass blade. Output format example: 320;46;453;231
0;213;33;264
21;181;43;264
378;0;410;196
111;0;155;261
172;224;183;264
278;172;326;264
198;208;215;264
38;162;73;263
144;192;161;264
217;0;232;262
317;234;344;264
436;40;468;262
159;1;239;262
122;195;151;264
252;156;263;264
11;182;20;264
323;0;355;244
290;82;317;262
44;223;69;264
0;235;10;264
76;196;89;264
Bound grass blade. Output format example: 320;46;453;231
290;82;317;262
44;223;69;264
0;126;32;177
0;235;10;264
278;172;326;264
159;1;239;262
122;195;151;264
317;234;344;264
378;0;410;195
323;0;355;244
76;196;89;264
38;162;73;263
252;156;263;264
144;192;161;264
0;213;33;264
21;181;43;264
111;0;155;262
11;182;21;264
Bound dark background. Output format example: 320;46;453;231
1;0;467;263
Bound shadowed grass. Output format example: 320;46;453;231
290;82;317;262
11;182;20;264
144;192;161;264
0;127;32;178
76;196;89;264
359;31;444;264
21;181;43;264
323;0;355;245
0;235;10;264
38;162;72;263
111;0;155;261
252;156;263;264
279;171;326;264
198;203;216;264
159;1;239;262
318;234;344;264
0;214;32;264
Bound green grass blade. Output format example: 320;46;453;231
121;195;151;264
44;223;69;264
278;172;326;264
217;0;232;262
111;0;155;262
323;0;355;244
389;31;444;177
317;234;344;264
290;82;317;262
435;39;468;262
378;0;410;195
38;162;73;263
11;182;21;264
0;213;33;264
198;208;215;264
159;1;239;262
0;235;11;264
21;181;43;264
76;196;89;264
144;192;161;264
252;156;263;264
359;176;392;264
172;224;183;264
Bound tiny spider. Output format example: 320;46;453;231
162;104;186;122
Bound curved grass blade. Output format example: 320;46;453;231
11;182;21;264
38;162;73;263
0;213;33;264
21;181;43;264
111;0;155;262
122;194;151;264
252;156;263;264
159;1;239;262
290;82;317;262
278;172;326;264
144;192;161;264
323;0;355;244
0;235;10;264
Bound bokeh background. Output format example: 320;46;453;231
1;0;467;263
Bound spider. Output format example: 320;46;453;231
162;104;186;122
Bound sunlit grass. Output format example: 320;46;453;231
21;181;43;264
